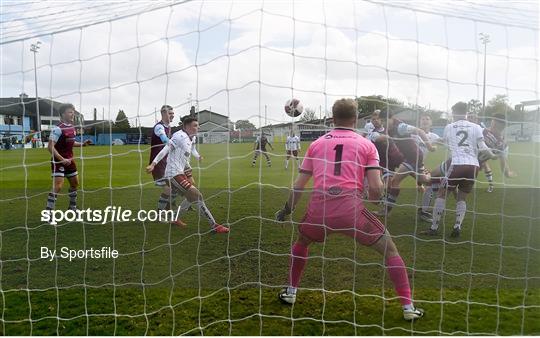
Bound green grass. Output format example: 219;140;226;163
0;142;539;335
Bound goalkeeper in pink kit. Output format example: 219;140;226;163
275;98;424;321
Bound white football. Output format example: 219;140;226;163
284;98;304;117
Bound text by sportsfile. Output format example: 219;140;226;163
41;206;181;225
41;246;119;262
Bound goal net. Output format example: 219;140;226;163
0;0;538;335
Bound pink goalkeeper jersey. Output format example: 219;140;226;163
300;128;380;193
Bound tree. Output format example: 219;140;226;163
356;95;404;116
300;107;318;122
484;94;523;121
468;99;483;116
485;94;513;115
114;109;131;129
235;119;256;130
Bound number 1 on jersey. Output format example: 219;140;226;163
334;144;343;176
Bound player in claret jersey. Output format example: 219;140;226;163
481;113;516;191
275;98;424;321
45;103;91;212
252;133;274;167
377;109;436;215
366;109;405;186
149;105;180;214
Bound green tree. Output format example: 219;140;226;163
484;94;522;121
356;95;404;117
114;109;131;129
468;99;483;115
300;107;318;122
235;119;256;130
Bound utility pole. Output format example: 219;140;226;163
30;41;41;141
479;33;490;117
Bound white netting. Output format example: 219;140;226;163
0;0;538;335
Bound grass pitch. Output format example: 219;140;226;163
0;141;539;335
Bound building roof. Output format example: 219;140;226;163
261;117;333;130
0;97;80;117
520;100;540;106
197;109;230;119
199;120;232;131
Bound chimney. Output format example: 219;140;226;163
93;107;97;121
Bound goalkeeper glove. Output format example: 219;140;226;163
275;202;292;222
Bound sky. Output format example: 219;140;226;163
1;0;538;128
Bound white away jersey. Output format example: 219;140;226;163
285;136;301;151
190;135;201;159
414;131;441;157
164;130;193;178
364;121;375;134
443;120;484;166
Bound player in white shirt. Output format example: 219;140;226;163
421;102;495;238
360;110;378;137
190;135;203;161
413;113;442;221
285;132;301;169
149;105;183;222
147;116;229;233
414;113;441;160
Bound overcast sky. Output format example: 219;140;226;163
1;0;538;128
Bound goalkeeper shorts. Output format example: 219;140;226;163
299;195;385;246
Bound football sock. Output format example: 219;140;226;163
431;197;446;230
68;188;77;210
388;186;401;200
455;201;467;230
385;255;412;306
157;193;170;210
286;286;297;295
403;304;415;311
170;192;178;207
384;190;399;212
193;200;216;226
176;199;191;219
485;170;493;186
285;159;289;169
421;186;433;212
289;241;309;288
46;192;57;210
